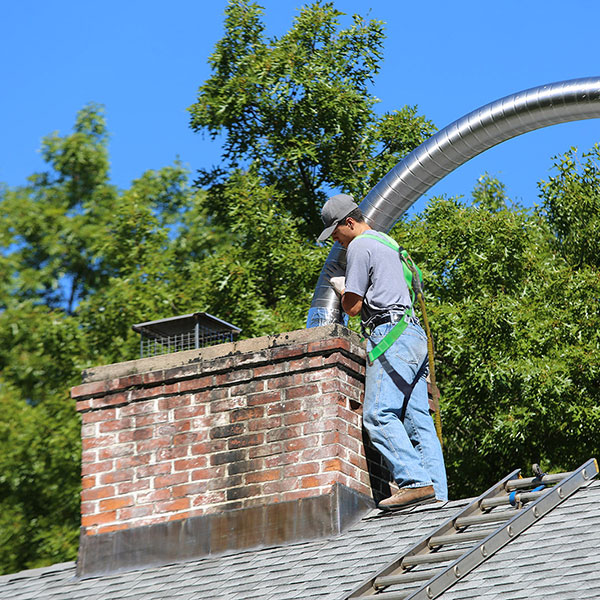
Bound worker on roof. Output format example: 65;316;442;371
318;194;448;510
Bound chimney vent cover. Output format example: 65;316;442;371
132;312;241;357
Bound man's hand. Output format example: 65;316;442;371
329;276;346;296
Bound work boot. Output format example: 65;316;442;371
378;485;435;511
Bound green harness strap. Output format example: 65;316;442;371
355;232;422;364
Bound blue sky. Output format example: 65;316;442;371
2;1;600;215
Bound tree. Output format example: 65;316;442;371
0;106;206;572
188;0;435;237
390;168;600;497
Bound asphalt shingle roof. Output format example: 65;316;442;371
1;480;599;600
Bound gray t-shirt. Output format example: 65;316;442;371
345;231;412;324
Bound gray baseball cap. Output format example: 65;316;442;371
317;194;359;242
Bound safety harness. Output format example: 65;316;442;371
356;232;442;437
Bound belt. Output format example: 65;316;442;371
362;309;416;336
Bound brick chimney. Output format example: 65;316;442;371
72;325;389;577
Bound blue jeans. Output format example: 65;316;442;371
364;321;448;501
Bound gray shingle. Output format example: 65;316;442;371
2;481;599;599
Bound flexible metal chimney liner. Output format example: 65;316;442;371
307;76;600;327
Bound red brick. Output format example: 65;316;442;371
267;399;301;415
142;370;166;385
155;472;189;489
156;446;189;461
115;454;152;469
211;424;245;439
283;411;311;426
171;482;209;498
82;434;117;450
323;458;343;472
82;460;114;475
98;444;135;460
191;466;225;481
174;405;205;420
118;427;153;443
99;418;134;433
283;462;319;477
191;491;226;507
270;345;306;361
191;440;227;455
81;510;117;528
245;469;280;484
300;473;340;489
136;438;170;453
286;384;320;400
303;418;339;435
307;337;350;354
246;391;282;406
162;382;180;395
174;457;208;471
119;505;156;520
71;380;107;399
264;451;300;468
104;375;138;391
215;369;253;386
82;408;117;424
100;469;134;485
136;489;171;504
301;444;341;461
267;374;303;390
248;416;282;431
117;480;151;494
303;367;337;382
253;363;287;378
228;433;264;449
209;397;245;413
95;392;129;408
284;435;319;452
248;442;282;459
156;498;190;512
99;496;134;511
173;432;202;446
81;475;96;489
81;486;115;501
158;396;191;411
135;412;168;427
81;449;97;463
262;478;299;494
76;399;92;412
266;426;301;443
230;406;264;423
229;380;265;396
120;401;155;417
179;376;214;392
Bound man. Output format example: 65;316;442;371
318;193;448;509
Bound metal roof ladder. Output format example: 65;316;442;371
346;457;599;600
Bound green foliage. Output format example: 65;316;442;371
540;144;600;267
0;384;81;574
189;0;434;236
391;167;600;497
2;0;599;575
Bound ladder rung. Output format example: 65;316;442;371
455;510;515;528
429;527;496;547
480;490;545;509
376;567;444;588
402;549;465;567
505;472;570;490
